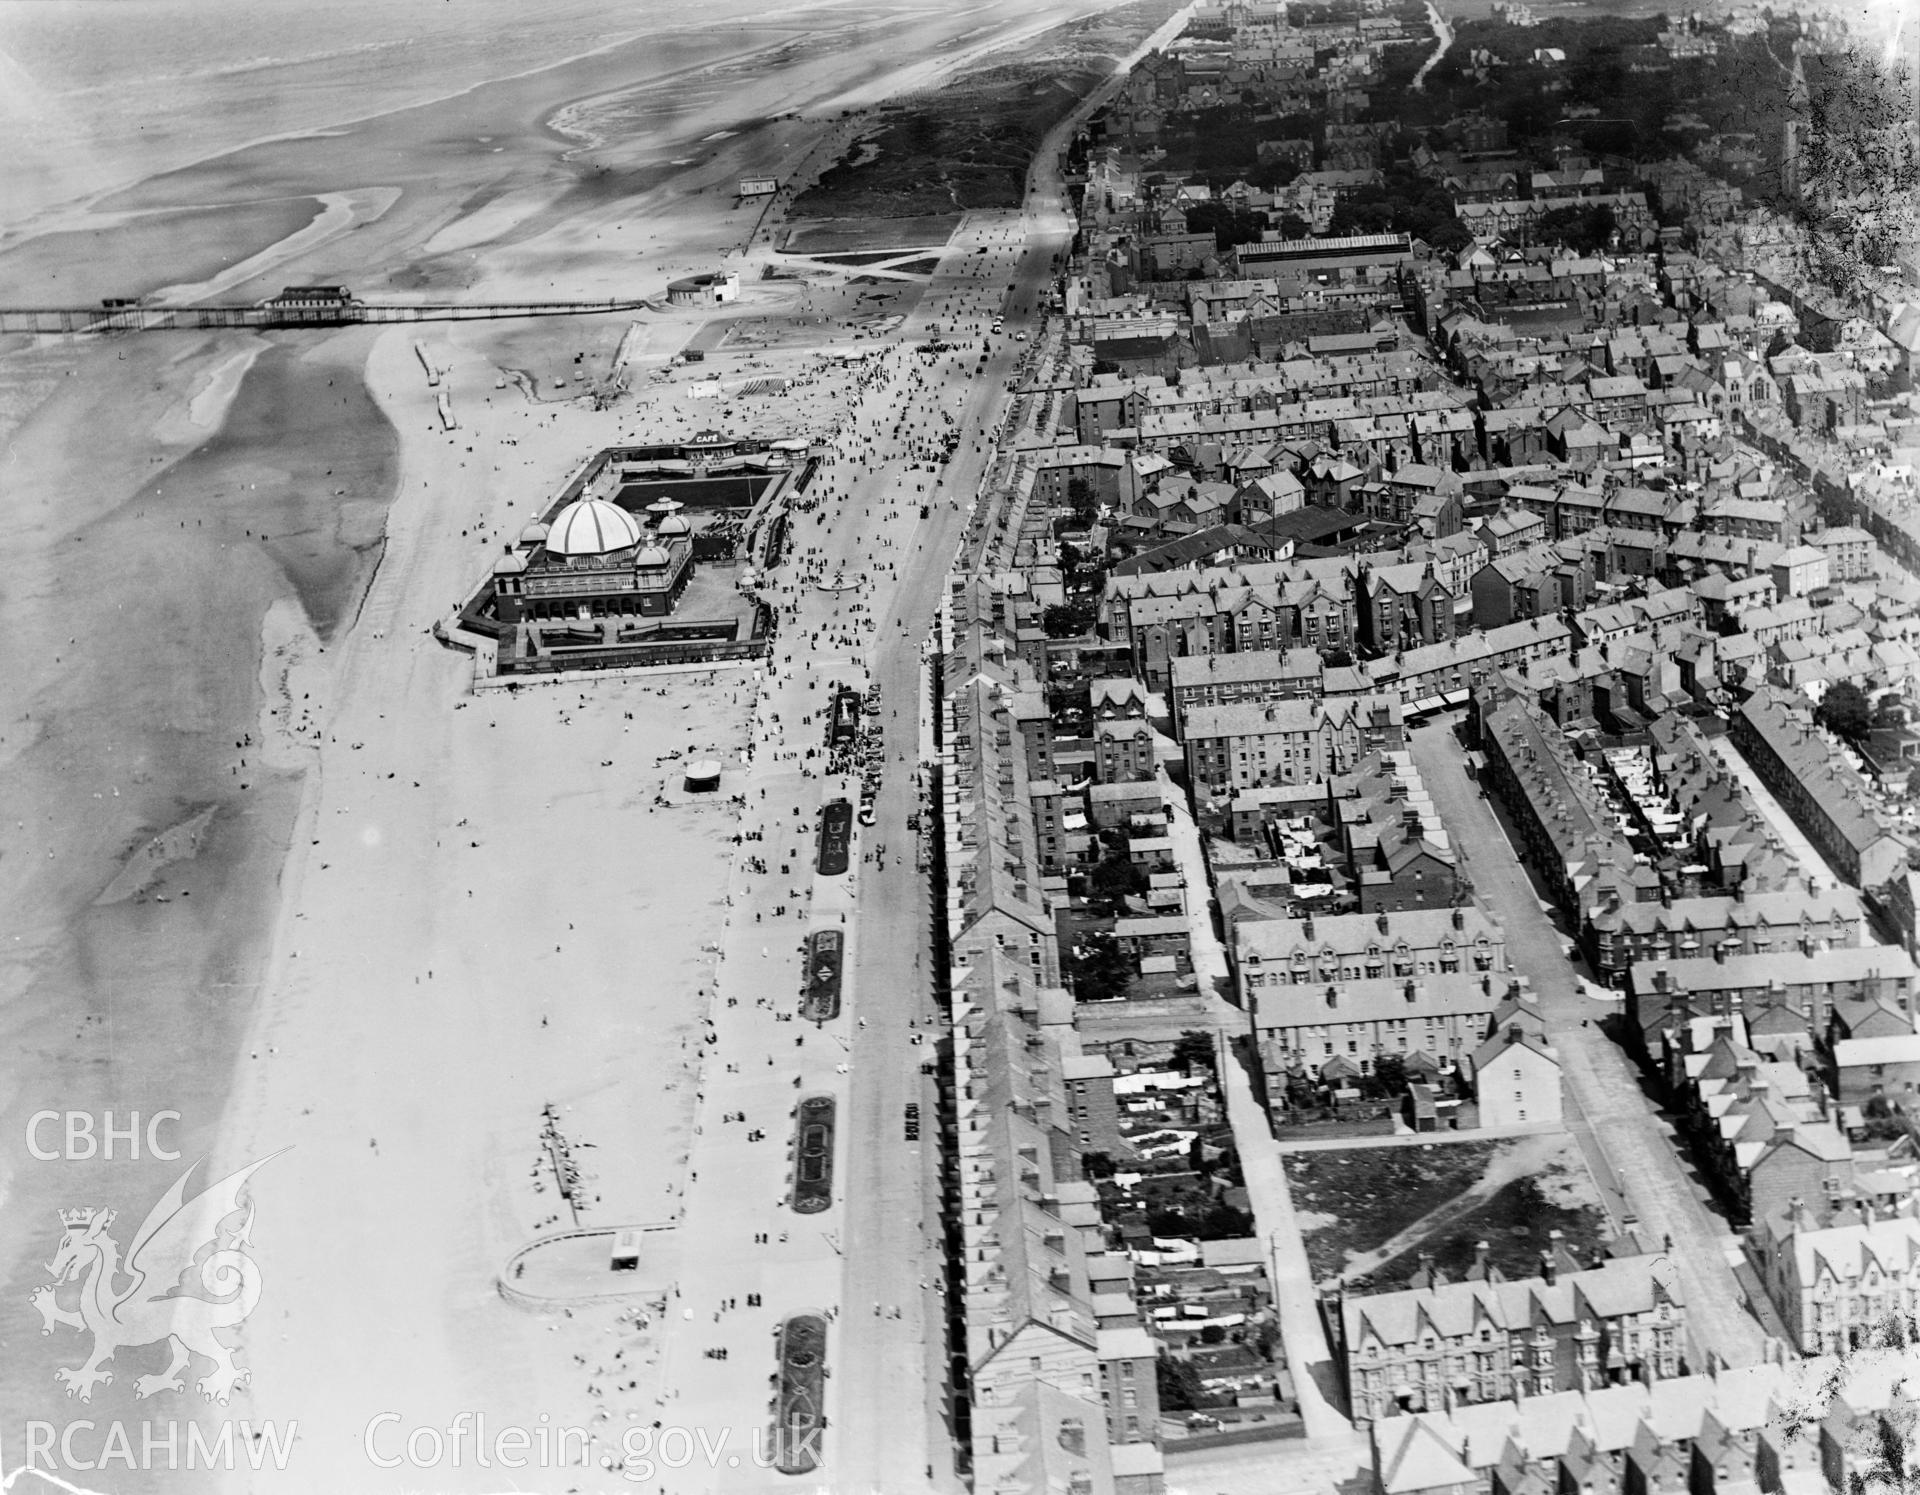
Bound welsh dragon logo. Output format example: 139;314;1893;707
29;1153;280;1405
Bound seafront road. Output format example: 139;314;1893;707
658;11;1200;1485
655;216;1069;1492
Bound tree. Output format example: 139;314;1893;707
1533;202;1617;254
1372;1052;1409;1097
1156;1353;1212;1412
1069;934;1133;1001
1329;198;1395;237
1173;1030;1217;1074
1251;157;1302;192
1043;604;1092;638
1183;201;1270;252
1090;847;1149;906
1199;1201;1256;1238
1817;679;1873;741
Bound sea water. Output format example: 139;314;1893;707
0;0;798;231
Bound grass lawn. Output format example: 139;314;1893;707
1372;1167;1609;1284
1287;1142;1501;1279
1285;1135;1610;1285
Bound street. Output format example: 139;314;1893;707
1407;716;1769;1369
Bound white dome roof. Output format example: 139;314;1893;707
546;498;642;556
519;521;551;546
634;542;672;568
657;513;691;536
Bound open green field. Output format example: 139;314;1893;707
1286;1133;1609;1287
781;216;962;255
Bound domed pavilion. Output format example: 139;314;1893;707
490;495;694;624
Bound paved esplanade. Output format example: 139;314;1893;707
646;229;1067;1493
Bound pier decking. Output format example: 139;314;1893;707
0;298;654;336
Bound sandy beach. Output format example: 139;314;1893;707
0;0;1153;1487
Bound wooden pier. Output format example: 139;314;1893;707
0;297;655;337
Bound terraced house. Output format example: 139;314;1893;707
1183;694;1405;795
1329;1248;1690;1424
1236;906;1510;1077
1731;690;1912;890
954;948;1166;1494
1108;569;1360;691
1583;880;1865;987
1754;1205;1920;1354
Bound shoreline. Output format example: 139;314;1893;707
0;317;401;1453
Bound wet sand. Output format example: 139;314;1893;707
0;323;397;1485
0;198;327;306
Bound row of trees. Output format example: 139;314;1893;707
1326;166;1473;253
